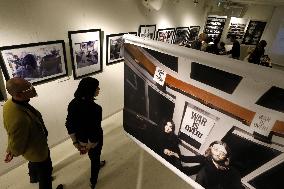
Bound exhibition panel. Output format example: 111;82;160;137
123;34;284;189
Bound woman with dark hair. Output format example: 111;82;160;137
65;77;105;189
159;120;204;175
158;120;182;169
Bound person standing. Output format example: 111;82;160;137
65;77;105;189
3;77;63;189
227;35;240;59
248;40;267;65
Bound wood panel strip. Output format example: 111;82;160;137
272;121;284;136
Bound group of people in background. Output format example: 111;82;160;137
189;33;241;59
3;76;104;189
187;32;271;67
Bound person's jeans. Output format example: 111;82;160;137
88;141;103;188
28;152;53;189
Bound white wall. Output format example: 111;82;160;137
0;0;207;175
243;4;274;21
262;6;284;67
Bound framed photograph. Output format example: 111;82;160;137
156;28;176;44
204;15;227;40
106;32;137;65
242;21;267;45
68;29;102;79
174;27;190;45
0;40;68;85
189;26;201;41
138;24;156;40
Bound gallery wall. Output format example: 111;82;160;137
262;6;284;67
219;4;275;59
0;0;207;175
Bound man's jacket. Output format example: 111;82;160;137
3;99;49;162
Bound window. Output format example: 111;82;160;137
256;86;284;113
143;47;178;72
248;161;284;189
190;62;242;94
222;129;281;177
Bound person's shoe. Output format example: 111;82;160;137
100;160;106;168
89;182;95;189
30;177;38;183
56;184;64;189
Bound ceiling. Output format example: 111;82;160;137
229;0;284;6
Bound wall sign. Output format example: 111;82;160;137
153;66;166;86
251;112;277;137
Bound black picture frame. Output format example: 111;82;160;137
189;26;201;41
227;23;247;40
242;21;267;45
138;24;156;40
174;27;190;45
156;28;176;44
68;29;102;79
0;40;68;85
106;32;137;65
204;15;227;40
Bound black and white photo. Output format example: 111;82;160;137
106;32;137;65
0;40;68;85
204;15;227;40
189;26;201;42
226;17;249;42
68;29;102;79
156;28;176;44
242;21;267;45
138;24;156;39
174;27;190;45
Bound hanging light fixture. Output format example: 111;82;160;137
193;0;198;6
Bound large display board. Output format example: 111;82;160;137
204;15;227;40
226;17;249;41
242;21;267;45
123;35;284;189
